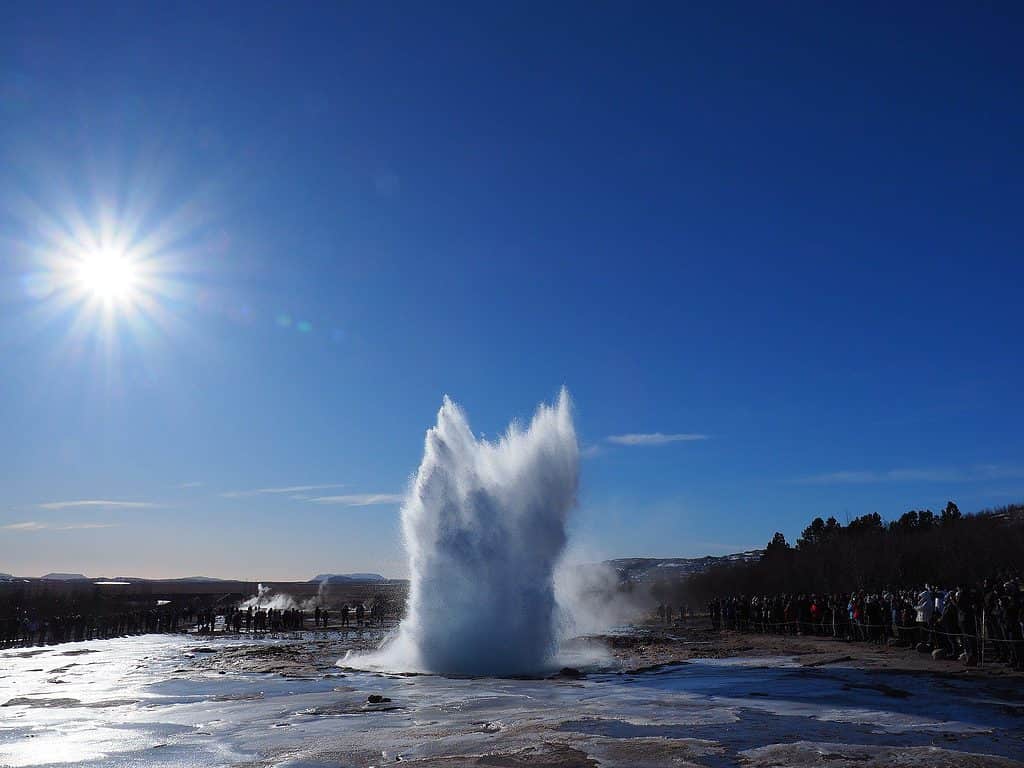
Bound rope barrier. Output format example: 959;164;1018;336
711;617;1023;647
718;617;1016;637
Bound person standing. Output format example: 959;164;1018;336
915;585;934;649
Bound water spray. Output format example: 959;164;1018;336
350;388;578;675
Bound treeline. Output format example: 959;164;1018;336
663;502;1024;605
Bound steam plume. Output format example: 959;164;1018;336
351;389;578;675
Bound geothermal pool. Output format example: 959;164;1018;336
2;633;1022;767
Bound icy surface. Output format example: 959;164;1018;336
1;634;1022;767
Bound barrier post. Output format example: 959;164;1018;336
980;607;985;669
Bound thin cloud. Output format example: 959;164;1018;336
3;521;116;532
797;471;882;485
258;484;346;494
220;483;345;498
308;493;404;507
606;432;708;446
987;488;1024;498
976;464;1024;481
888;468;968;483
38;500;157;510
580;443;604;459
795;464;1024;485
177;481;203;488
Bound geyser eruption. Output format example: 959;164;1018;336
359;389;578;676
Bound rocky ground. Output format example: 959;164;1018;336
592;617;1024;680
4;624;1023;768
182;616;1023;681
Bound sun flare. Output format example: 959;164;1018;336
76;250;138;301
19;174;200;359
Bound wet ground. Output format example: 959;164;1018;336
1;631;1022;767
599;621;1024;679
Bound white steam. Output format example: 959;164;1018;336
350;389;579;675
554;561;645;637
241;584;300;611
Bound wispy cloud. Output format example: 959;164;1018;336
580;443;604;459
220;483;346;498
986;488;1024;498
796;470;884;484
3;521;116;532
796;464;1024;485
976;464;1024;481
177;481;203;488
38;500;157;510
307;493;404;507
606;432;708;446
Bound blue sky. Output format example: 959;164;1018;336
1;3;1022;579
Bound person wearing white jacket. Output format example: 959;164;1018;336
915;586;935;647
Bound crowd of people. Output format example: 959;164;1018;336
201;605;308;634
1;606;185;648
656;604;690;625
1;597;395;649
177;601;390;635
706;575;1024;669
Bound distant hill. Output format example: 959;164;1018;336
605;551;763;583
310;573;386;583
105;576;228;583
0;573;14;581
41;573;89;581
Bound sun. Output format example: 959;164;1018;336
17;172;205;363
76;249;138;302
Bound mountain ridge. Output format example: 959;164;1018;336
604;551;763;583
310;573;386;583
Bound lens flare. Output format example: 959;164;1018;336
9;156;224;390
76;249;137;301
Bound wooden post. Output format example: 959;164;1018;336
980;606;985;669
